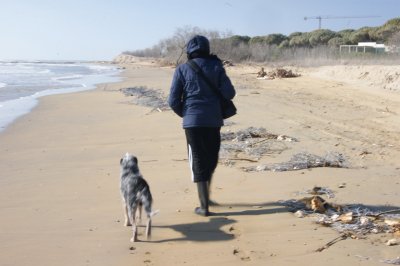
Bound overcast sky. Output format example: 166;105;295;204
0;0;398;61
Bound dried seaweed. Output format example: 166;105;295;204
256;68;300;79
382;257;400;265
268;68;300;79
220;128;349;173
220;127;296;161
221;127;296;142
306;186;336;199
243;152;347;172
121;86;170;111
280;196;400;236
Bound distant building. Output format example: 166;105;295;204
340;42;386;54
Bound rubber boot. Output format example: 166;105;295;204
208;180;219;206
195;182;209;216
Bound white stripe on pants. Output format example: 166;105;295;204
188;144;194;182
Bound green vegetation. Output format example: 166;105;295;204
216;18;400;49
123;18;400;65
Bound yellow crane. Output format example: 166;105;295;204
304;15;380;29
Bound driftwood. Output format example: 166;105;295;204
281;189;400;256
315;233;351;252
257;67;267;78
298;196;343;213
256;68;300;79
224;158;259;163
267;68;300;79
281;193;400;236
368;209;400;218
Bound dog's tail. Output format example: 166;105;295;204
149;209;160;217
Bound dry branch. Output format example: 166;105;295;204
315;233;350;252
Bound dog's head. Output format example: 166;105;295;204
120;153;139;173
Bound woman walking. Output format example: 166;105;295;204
168;35;236;216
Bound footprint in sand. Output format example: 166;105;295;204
144;252;152;264
228;225;241;237
233;248;251;261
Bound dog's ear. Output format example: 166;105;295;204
120;158;123;165
133;156;138;164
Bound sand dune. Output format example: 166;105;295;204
311;64;400;92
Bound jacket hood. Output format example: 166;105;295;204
186;35;210;55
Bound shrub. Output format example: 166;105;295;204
309;29;337;46
289;33;310;47
122;18;400;65
328;37;346;47
264;33;288;46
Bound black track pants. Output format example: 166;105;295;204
185;127;221;183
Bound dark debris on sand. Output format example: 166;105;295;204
121;86;170;112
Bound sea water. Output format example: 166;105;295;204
0;61;121;132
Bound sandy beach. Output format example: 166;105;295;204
1;59;400;266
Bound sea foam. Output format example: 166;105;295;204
0;62;120;132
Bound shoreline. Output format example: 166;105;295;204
1;61;399;266
0;62;121;133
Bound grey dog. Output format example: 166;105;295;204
120;153;156;242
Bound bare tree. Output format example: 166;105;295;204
123;26;232;65
161;26;232;65
165;26;199;65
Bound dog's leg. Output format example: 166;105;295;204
130;205;138;242
123;201;131;226
145;217;152;238
136;203;142;225
144;204;152;239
